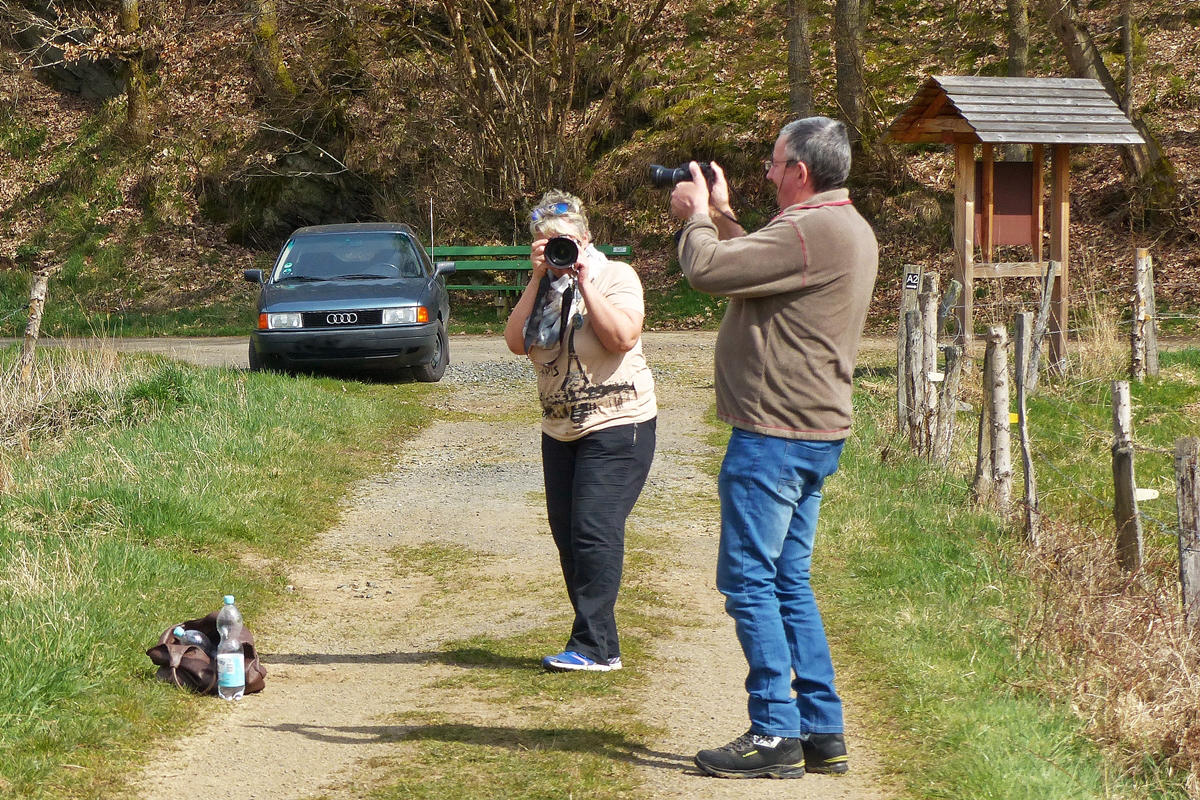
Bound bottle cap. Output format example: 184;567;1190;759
224;595;235;604
174;626;185;636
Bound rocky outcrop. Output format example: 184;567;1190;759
9;4;124;100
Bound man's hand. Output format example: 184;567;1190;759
669;161;712;221
707;161;734;221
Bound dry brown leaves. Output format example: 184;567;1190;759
1024;519;1200;797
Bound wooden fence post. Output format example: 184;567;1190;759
1131;249;1152;381
988;325;1012;515
1027;260;1058;394
18;269;52;389
919;273;941;448
1014;313;1039;543
1177;437;1200;629
897;264;923;435
937;279;963;340
1112;380;1143;571
973;329;997;505
905;309;926;451
1132;248;1159;378
933;344;964;464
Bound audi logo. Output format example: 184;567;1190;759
326;313;358;325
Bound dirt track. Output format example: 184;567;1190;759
125;333;892;800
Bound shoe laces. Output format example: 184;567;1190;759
719;731;781;753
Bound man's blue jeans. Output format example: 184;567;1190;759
717;428;845;738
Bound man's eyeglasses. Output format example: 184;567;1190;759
530;202;572;222
762;159;798;173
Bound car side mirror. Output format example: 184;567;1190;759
243;269;264;284
433;262;456;279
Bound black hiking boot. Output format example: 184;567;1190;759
802;733;849;774
693;731;806;779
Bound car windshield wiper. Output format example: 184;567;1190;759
276;275;325;282
331;273;388;280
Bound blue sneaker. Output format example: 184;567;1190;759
542;651;614;672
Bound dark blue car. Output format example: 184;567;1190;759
244;223;455;381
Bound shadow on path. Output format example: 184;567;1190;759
266;647;541;671
244;721;692;772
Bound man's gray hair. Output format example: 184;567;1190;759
779;117;851;193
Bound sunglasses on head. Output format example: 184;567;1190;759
530;202;572;222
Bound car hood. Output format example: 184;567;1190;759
258;278;433;313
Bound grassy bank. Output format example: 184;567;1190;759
814;350;1199;798
0;346;433;798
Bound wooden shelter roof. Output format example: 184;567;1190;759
887;75;1145;146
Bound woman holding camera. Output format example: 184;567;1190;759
504;190;657;673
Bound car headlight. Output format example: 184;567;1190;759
382;306;429;325
261;312;302;329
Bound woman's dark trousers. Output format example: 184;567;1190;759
541;418;656;663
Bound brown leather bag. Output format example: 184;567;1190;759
146;610;267;695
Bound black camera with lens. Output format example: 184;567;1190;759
649;162;718;188
544;236;580;269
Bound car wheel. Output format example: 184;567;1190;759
248;339;263;372
412;321;448;383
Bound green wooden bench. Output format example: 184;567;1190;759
425;244;635;316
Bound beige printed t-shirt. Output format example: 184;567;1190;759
529;260;657;442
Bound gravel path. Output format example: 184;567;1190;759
127;333;892;800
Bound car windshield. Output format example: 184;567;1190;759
272;232;426;282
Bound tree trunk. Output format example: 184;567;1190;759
787;0;813;117
1040;0;1172;188
253;0;296;97
1121;0;1134;116
120;0;149;146
1007;0;1029;80
834;0;864;147
1004;0;1030;160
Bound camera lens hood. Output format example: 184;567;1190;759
544;236;579;269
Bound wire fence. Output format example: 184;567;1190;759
896;257;1200;615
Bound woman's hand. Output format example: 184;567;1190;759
530;238;552;283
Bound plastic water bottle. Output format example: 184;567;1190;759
172;626;215;657
215;595;245;701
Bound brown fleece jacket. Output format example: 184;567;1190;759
678;188;878;440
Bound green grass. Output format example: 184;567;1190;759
810;355;1200;799
644;275;726;330
0;351;435;798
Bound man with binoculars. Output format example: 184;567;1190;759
669;117;878;779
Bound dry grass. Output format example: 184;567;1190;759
0;341;143;456
1023;519;1200;798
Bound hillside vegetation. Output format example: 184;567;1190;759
0;0;1197;335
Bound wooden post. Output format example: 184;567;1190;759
981;143;995;265
1131;249;1151;381
1138;249;1159;377
1031;144;1045;264
897;264;923;435
1177;437;1200;629
1027;260;1058;395
1048;144;1070;371
954;143;976;349
934;344;964;465
905;309;926;452
1111;380;1143;571
920;273;940;434
18;270;51;389
988;325;1012;516
972;332;995;504
937;278;962;339
1014;313;1039;543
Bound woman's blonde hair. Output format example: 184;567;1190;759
529;190;590;241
